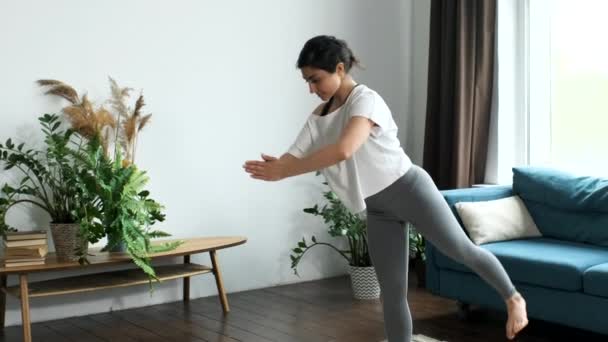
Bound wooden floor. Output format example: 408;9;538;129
0;274;606;342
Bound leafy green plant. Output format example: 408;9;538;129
288;179;427;276
0;111;179;281
0;114;86;237
2;77;182;285
1;74;182;286
290;181;371;276
35;78;183;281
408;223;426;261
73;136;181;280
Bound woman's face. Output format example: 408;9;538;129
301;65;344;101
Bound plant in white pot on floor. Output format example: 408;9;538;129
408;223;426;288
290;179;379;300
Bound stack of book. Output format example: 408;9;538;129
3;230;48;267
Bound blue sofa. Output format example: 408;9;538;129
425;167;608;335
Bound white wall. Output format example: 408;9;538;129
0;0;430;325
409;0;431;165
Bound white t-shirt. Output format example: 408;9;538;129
287;84;412;214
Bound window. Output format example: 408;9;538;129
529;0;608;176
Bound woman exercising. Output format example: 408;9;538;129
243;35;528;342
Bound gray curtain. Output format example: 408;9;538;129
422;0;497;189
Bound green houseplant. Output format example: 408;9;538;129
290;177;427;294
73;134;180;278
408;223;426;288
290;183;427;274
34;78;181;280
0;113;91;259
290;184;370;275
290;178;378;299
408;224;425;261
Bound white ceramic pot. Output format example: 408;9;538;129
349;265;381;300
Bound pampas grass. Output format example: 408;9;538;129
37;79;79;104
38;77;152;164
107;78;152;163
38;80;117;155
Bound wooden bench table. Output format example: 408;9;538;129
0;236;247;342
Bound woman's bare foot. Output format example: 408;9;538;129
505;292;529;339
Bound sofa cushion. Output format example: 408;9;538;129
521;201;608;245
454;196;542;245
442;185;514;228
434;237;608;291
583;263;608;298
513;167;608;245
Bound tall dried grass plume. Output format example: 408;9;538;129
38;77;153;164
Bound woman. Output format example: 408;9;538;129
243;35;528;342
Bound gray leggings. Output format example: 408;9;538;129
364;165;516;342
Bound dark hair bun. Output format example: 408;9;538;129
297;35;360;73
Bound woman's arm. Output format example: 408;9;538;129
244;117;375;181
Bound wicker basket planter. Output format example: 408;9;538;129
50;223;88;261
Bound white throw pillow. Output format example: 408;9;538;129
454;195;542;245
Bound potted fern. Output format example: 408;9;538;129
73;134;179;277
290;179;380;300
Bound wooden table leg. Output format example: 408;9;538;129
19;274;31;342
209;250;229;313
0;274;6;332
183;255;190;302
